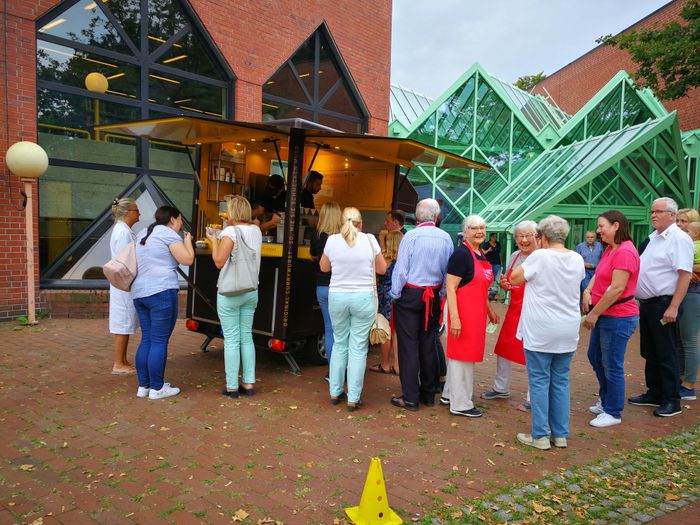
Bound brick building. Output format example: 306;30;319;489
0;0;391;320
534;0;699;132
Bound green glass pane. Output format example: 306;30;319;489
151;175;194;222
435;168;470;213
586;85;623;138
264;64;310;104
38;0;132;55
156;31;225;81
106;0;141;49
150;140;195;175
39;165;136;270
148;0;187;52
149;71;224;116
407;169;433;201
38;40;140;100
410;113;437;147
436;76;476;147
37;88;139;166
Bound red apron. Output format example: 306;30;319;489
447;243;493;363
493;254;526;365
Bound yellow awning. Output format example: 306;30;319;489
95;116;490;171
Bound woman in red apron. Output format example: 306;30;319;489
442;215;500;418
482;221;539;407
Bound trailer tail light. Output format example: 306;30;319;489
185;319;199;331
268;338;286;352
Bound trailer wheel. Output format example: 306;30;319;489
301;334;327;365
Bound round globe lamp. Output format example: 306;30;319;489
84;72;109;93
5;141;49;325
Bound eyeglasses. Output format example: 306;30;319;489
650;209;672;215
515;233;536;240
467;226;486;230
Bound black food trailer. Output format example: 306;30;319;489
96;116;489;373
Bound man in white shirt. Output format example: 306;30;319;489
630;197;693;417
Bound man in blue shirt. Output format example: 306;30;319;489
575;231;604;293
390;199;453;411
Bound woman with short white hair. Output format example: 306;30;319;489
442;214;500;418
482;220;538;407
510;215;584;450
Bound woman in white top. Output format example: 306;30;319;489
320;207;387;410
208;196;262;399
132;206;194;400
109;197;140;375
510;215;585;450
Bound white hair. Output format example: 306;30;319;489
653;197;678;214
415;199;440;223
462;214;486;232
513;220;537;235
537;215;570;244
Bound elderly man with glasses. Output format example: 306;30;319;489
629;197;693;417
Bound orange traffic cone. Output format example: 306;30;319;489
344;457;402;524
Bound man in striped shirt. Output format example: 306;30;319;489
390;199;454;411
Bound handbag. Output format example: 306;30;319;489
367;233;391;345
217;226;259;296
103;241;137;292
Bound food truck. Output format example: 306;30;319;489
96;116;488;373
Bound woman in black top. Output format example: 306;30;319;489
310;202;342;377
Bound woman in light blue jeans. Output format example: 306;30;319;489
320;207;387;410
208;196;262;399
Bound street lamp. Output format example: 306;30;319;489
85;72;108;140
5;141;49;325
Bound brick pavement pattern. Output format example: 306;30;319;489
1;303;698;524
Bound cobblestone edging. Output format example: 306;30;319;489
423;424;700;524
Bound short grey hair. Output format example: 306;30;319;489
653;197;678;214
415;198;440;223
462;214;486;232
513;220;537;235
537;215;570;244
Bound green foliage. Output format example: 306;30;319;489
514;72;547;91
597;0;700;100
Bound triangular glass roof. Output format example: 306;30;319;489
390;83;435;129
480;113;690;230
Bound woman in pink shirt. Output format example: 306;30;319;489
582;210;640;428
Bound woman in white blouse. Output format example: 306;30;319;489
320;207;387;411
109;198;140;375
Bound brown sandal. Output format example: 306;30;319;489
368;363;393;374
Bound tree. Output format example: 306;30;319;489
597;0;700;100
514;72;547;92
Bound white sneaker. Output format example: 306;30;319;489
589;412;621;428
551;436;568;448
136;386;150;398
148;383;180;400
589;399;604;415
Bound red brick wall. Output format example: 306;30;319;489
0;0;391;320
534;0;700;131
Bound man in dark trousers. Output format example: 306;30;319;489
630;197;693;417
389;199;454;411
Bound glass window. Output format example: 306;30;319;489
155;31;226;81
316;113;362;134
147;0;187;52
148;71;224;116
151;175;195;221
149;140;195;174
38;1;134;55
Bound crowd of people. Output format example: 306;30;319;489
108;191;697;448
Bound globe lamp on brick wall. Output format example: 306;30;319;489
5;141;49;324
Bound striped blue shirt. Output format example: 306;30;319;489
390;224;454;299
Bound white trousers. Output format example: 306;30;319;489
443;359;474;411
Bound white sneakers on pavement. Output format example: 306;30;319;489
589;399;604;415
589;412;621;427
516;433;551;450
148;383;180;400
136;386;150;398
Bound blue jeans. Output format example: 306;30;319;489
134;288;179;391
217;291;258;390
328;291;375;403
679;292;700;384
587;315;638;418
491;263;501;288
316;286;334;363
525;349;574;439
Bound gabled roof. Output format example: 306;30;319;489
401;63;570;148
389;83;434;129
481;112;690;230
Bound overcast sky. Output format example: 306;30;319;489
391;0;671;98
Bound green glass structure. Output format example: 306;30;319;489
390;64;693;247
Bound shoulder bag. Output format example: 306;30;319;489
217;226;259;296
367;233;391;345
103;241;137;292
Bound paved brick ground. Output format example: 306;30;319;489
1;303;698;524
